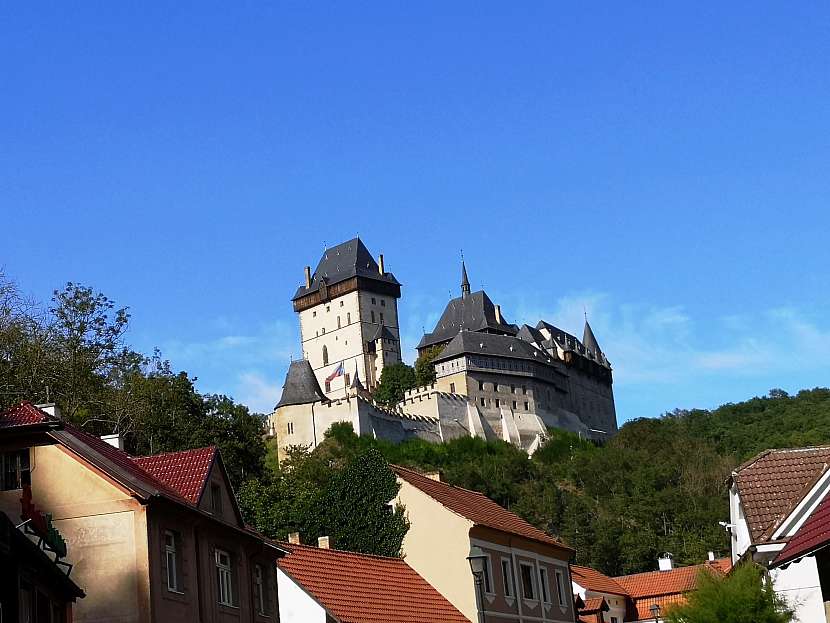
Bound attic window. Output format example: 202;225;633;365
211;484;222;514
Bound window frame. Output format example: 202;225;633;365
215;548;235;607
519;562;537;601
1;449;31;491
164;530;182;593
538;566;551;604
554;569;567;607
501;558;515;598
254;563;267;616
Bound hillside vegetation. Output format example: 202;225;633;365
5;273;830;574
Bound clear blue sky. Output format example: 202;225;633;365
3;3;829;420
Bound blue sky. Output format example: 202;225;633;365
2;3;830;421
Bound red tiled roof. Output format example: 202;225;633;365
393;466;570;550
774;491;830;567
580;596;608;614
733;447;830;542
571;565;629;596
613;560;730;599
0;401;55;428
133;447;216;505
277;542;470;623
630;593;688;621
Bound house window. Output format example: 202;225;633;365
479;381;485;391
482;555;493;593
511;384;516;393
520;563;536;600
611;618;619;623
522;385;527;394
211;484;222;514
347;312;351;324
326;305;330;313
449;383;455;393
495;399;500;408
312;311;317;317
339;300;344;307
524;402;529;411
323;346;329;365
325;381;331;392
287;422;294;435
554;569;566;606
371;297;376;305
371;310;376;323
164;530;182;593
501;559;515;598
512;401;517;410
321;327;326;334
538;567;550;603
379;313;384;324
337;316;341;328
381;299;386;306
480;397;486;407
1;449;30;490
215;549;235;606
254;564;267;615
345;373;350;386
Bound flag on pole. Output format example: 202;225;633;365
326;362;345;383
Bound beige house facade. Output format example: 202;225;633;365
0;401;285;623
393;465;577;623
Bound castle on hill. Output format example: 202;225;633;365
268;237;617;459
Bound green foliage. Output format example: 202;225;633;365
372;362;416;405
239;439;408;557
0;274;267;489
665;563;793;623
414;345;443;386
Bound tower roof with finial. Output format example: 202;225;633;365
292;237;400;304
582;319;602;356
461;260;471;297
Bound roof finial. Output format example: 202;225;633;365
461;251;471;297
584;305;588;322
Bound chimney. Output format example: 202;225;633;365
100;433;124;451
288;532;301;545
708;551;715;561
304;266;312;289
658;553;674;571
36;403;61;420
495;304;502;324
424;471;441;481
317;536;331;549
378;254;385;275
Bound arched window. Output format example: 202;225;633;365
322;345;329;365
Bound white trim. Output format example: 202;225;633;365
470;538;569;569
772;468;830;539
756;542;786;553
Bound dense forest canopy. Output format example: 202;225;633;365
4;272;830;573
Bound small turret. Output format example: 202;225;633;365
582;319;602;356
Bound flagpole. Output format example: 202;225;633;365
343;360;348;402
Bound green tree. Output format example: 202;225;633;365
414;345;443;386
666;564;793;623
372;362;416;405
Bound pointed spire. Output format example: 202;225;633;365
461;256;471;297
351;363;364;390
582;318;602;355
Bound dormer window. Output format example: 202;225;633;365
1;449;30;490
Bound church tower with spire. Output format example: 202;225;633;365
291;238;403;398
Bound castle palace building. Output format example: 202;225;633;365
270;238;618;461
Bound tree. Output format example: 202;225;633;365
414;345;443;386
372;362;416;405
665;563;793;623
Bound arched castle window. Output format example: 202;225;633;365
322;345;329;365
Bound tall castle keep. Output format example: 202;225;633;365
270;238;617;460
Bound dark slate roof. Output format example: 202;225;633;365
583;320;602;355
516;324;547;345
461;260;471;296
276;360;328;408
536;320;580;348
433;331;554;365
369;324;398;342
417;290;518;350
292;238;400;301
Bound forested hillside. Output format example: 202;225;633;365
5;273;830;575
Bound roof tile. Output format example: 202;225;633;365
132;446;216;505
278;542;469;623
734;447;830;542
393;466;569;550
0;401;54;428
571;565;629;596
774;490;830;566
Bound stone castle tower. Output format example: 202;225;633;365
291;238;402;398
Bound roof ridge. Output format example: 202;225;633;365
132;445;217;461
391;464;490;498
280;541;406;562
